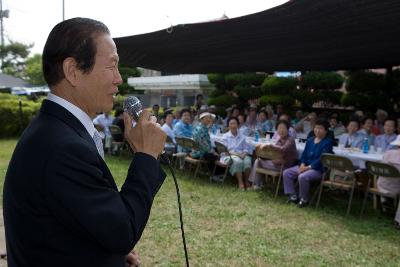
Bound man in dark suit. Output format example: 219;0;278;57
3;17;167;267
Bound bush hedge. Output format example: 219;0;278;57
0;95;42;137
301;71;344;90
261;76;298;95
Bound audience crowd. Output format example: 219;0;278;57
93;102;400;230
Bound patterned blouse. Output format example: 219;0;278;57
191;123;213;158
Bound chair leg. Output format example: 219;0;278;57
194;162;201;179
346;180;356;216
274;175;281;198
222;166;229;184
210;163;217;183
360;178;372;218
316;180;324;209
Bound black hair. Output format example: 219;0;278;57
347;119;360;128
163;112;173;120
275;120;290;131
277;113;290;121
258;110;268;117
315;118;330;131
42;17;110;87
180;108;191;117
227;117;239;127
361;117;373;125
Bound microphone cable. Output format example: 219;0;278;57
159;154;190;267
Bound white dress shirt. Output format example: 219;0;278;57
47;93;96;138
222;131;250;154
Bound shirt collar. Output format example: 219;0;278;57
47;93;96;138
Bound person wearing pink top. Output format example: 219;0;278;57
249;120;298;189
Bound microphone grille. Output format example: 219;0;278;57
123;96;142;120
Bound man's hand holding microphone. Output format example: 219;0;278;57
123;96;166;159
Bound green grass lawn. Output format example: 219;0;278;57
1;139;400;266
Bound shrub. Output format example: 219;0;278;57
233;85;262;100
259;95;295;107
261;76;298;95
301;71;344;90
207;95;239;108
0;98;41;137
225;73;266;87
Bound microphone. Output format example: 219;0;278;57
123;96;142;121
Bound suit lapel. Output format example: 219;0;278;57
40;100;118;190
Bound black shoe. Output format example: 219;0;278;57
287;195;299;204
297;199;309;208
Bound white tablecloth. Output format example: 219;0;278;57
244;137;383;169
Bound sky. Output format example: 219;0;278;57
4;0;288;55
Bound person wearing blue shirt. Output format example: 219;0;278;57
339;119;365;149
173;108;193;154
283;119;334;207
374;118;397;152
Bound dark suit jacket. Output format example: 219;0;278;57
3;100;166;267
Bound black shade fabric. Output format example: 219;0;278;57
114;0;400;74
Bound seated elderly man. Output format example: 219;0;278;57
374;118;397;152
222;117;252;190
339;119;365;149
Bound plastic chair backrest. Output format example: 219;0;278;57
321;153;354;173
255;145;284;161
176;137;199;151
366;161;400;178
215;141;229;155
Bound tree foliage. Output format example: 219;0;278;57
261;76;298;95
0;42;33;78
25;54;46;85
342;70;400;112
301;71;344;90
117;65;142;95
207;73;267;108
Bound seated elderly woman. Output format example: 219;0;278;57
249;120;298;189
283;118;334;207
377;135;400;230
222;117;252;190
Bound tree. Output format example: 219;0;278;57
25;54;46;85
207;73;267;109
117;65;141;95
0;41;33;78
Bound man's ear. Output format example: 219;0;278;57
63;57;79;87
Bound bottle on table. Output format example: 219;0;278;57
255;131;259;142
362;137;369;154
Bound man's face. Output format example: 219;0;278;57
384;120;395;135
75;34;122;117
